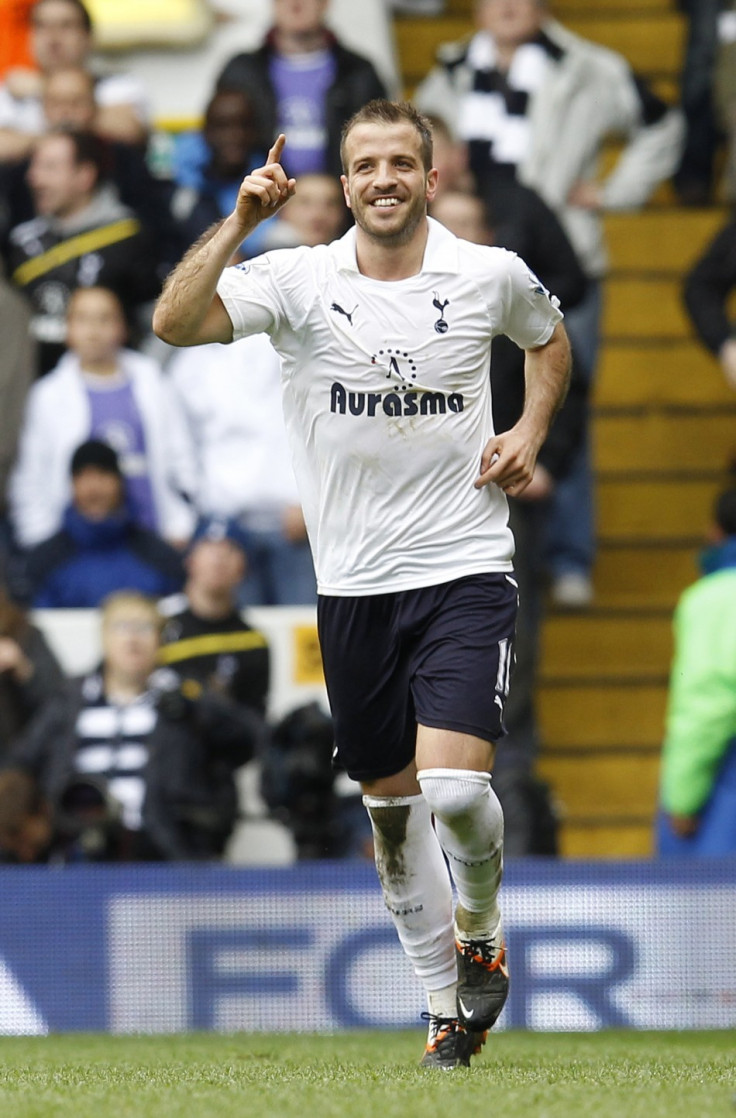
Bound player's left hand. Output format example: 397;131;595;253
475;429;541;495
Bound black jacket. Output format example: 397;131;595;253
215;31;387;178
7;671;264;859
683;217;736;355
6;188;161;375
159;600;270;717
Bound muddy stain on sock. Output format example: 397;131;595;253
369;803;410;883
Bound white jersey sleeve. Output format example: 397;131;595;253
489;249;563;350
216;254;291;339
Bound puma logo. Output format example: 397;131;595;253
330;302;357;326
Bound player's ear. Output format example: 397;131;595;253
340;174;352;210
426;167;439;204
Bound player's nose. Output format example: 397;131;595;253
371;161;397;187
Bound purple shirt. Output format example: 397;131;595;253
269;49;337;176
85;375;158;530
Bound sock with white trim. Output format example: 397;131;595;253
417;767;504;939
362;793;457;995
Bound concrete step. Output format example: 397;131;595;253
604;209;727;273
594;409;736;474
538;682;669;747
595;341;731;408
603;275;691;340
591;543;698;608
537;752;661;815
540;610;673;679
597;476;722;541
558;821;654;858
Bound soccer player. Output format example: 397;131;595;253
153;99;571;1069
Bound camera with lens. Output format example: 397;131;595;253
260;702;339;859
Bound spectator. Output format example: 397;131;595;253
0;0;148;161
171;87;271;259
5;128;161;374
683;213;736;392
430;187;585;854
656;485;736;856
159;516;270;717
215;0;387;179
166;332;316;607
675;0;722;205
2;591;263;860
0;580;64;758
423;114;476;200
715;1;736;201
0;67;183;272
416;0;684;607
10;285;196;548
25;439;185;608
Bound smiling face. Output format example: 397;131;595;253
340;121;438;248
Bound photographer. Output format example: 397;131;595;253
261;701;373;860
0;590;264;861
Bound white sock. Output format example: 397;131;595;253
427;983;458;1020
363;793;456;992
417;768;504;939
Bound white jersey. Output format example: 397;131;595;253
216;217;562;596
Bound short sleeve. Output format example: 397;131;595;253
497;250;564;350
216;257;283;339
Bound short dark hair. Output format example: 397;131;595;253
340;99;434;174
32;0;93;34
70;439;121;478
714;486;736;536
44;126;107;182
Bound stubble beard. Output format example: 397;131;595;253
352;194;427;249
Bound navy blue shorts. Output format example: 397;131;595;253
317;572;518;782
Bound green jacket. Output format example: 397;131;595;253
661;567;736;815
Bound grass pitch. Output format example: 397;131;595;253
0;1029;733;1118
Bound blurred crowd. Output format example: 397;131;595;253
0;0;735;861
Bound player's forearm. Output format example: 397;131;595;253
152;214;247;346
518;324;572;450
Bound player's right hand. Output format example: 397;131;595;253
234;134;296;229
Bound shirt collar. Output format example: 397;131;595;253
333;217;460;276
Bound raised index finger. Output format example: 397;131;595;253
267;134;286;165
